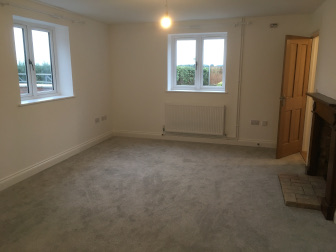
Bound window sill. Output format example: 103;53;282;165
19;95;75;106
166;90;227;94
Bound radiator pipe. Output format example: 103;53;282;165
235;17;246;140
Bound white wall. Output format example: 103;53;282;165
109;15;312;146
110;18;242;139
0;0;112;189
313;0;336;99
239;15;313;144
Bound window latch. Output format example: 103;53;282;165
29;59;35;71
195;61;198;70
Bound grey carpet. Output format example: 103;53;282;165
1;137;336;251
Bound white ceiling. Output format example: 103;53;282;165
34;0;325;24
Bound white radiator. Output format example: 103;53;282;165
164;104;225;136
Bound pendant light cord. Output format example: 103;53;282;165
164;0;168;16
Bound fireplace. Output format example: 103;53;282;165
306;92;336;220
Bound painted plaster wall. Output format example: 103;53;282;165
0;0;112;186
313;0;336;99
109;15;312;146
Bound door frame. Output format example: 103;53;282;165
301;34;320;163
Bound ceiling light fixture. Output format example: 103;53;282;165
160;0;172;29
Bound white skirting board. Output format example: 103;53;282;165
0;131;113;192
112;130;276;148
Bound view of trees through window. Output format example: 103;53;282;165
175;38;224;87
17;62;53;93
176;65;223;86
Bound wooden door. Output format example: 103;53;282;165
276;36;312;159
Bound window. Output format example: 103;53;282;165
168;33;227;92
14;23;57;99
13;16;74;105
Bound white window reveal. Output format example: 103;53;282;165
13;16;74;105
167;32;227;93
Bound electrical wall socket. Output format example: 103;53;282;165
95;118;100;123
101;115;107;121
261;121;268;126
251;120;260;126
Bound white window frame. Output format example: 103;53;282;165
14;20;58;100
167;32;227;93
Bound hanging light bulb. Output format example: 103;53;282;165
160;0;172;29
161;15;172;29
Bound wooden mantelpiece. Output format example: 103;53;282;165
306;92;336;220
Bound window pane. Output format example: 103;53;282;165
203;39;224;86
13;27;29;95
32;30;54;92
176;40;196;86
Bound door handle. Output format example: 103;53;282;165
280;96;286;106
